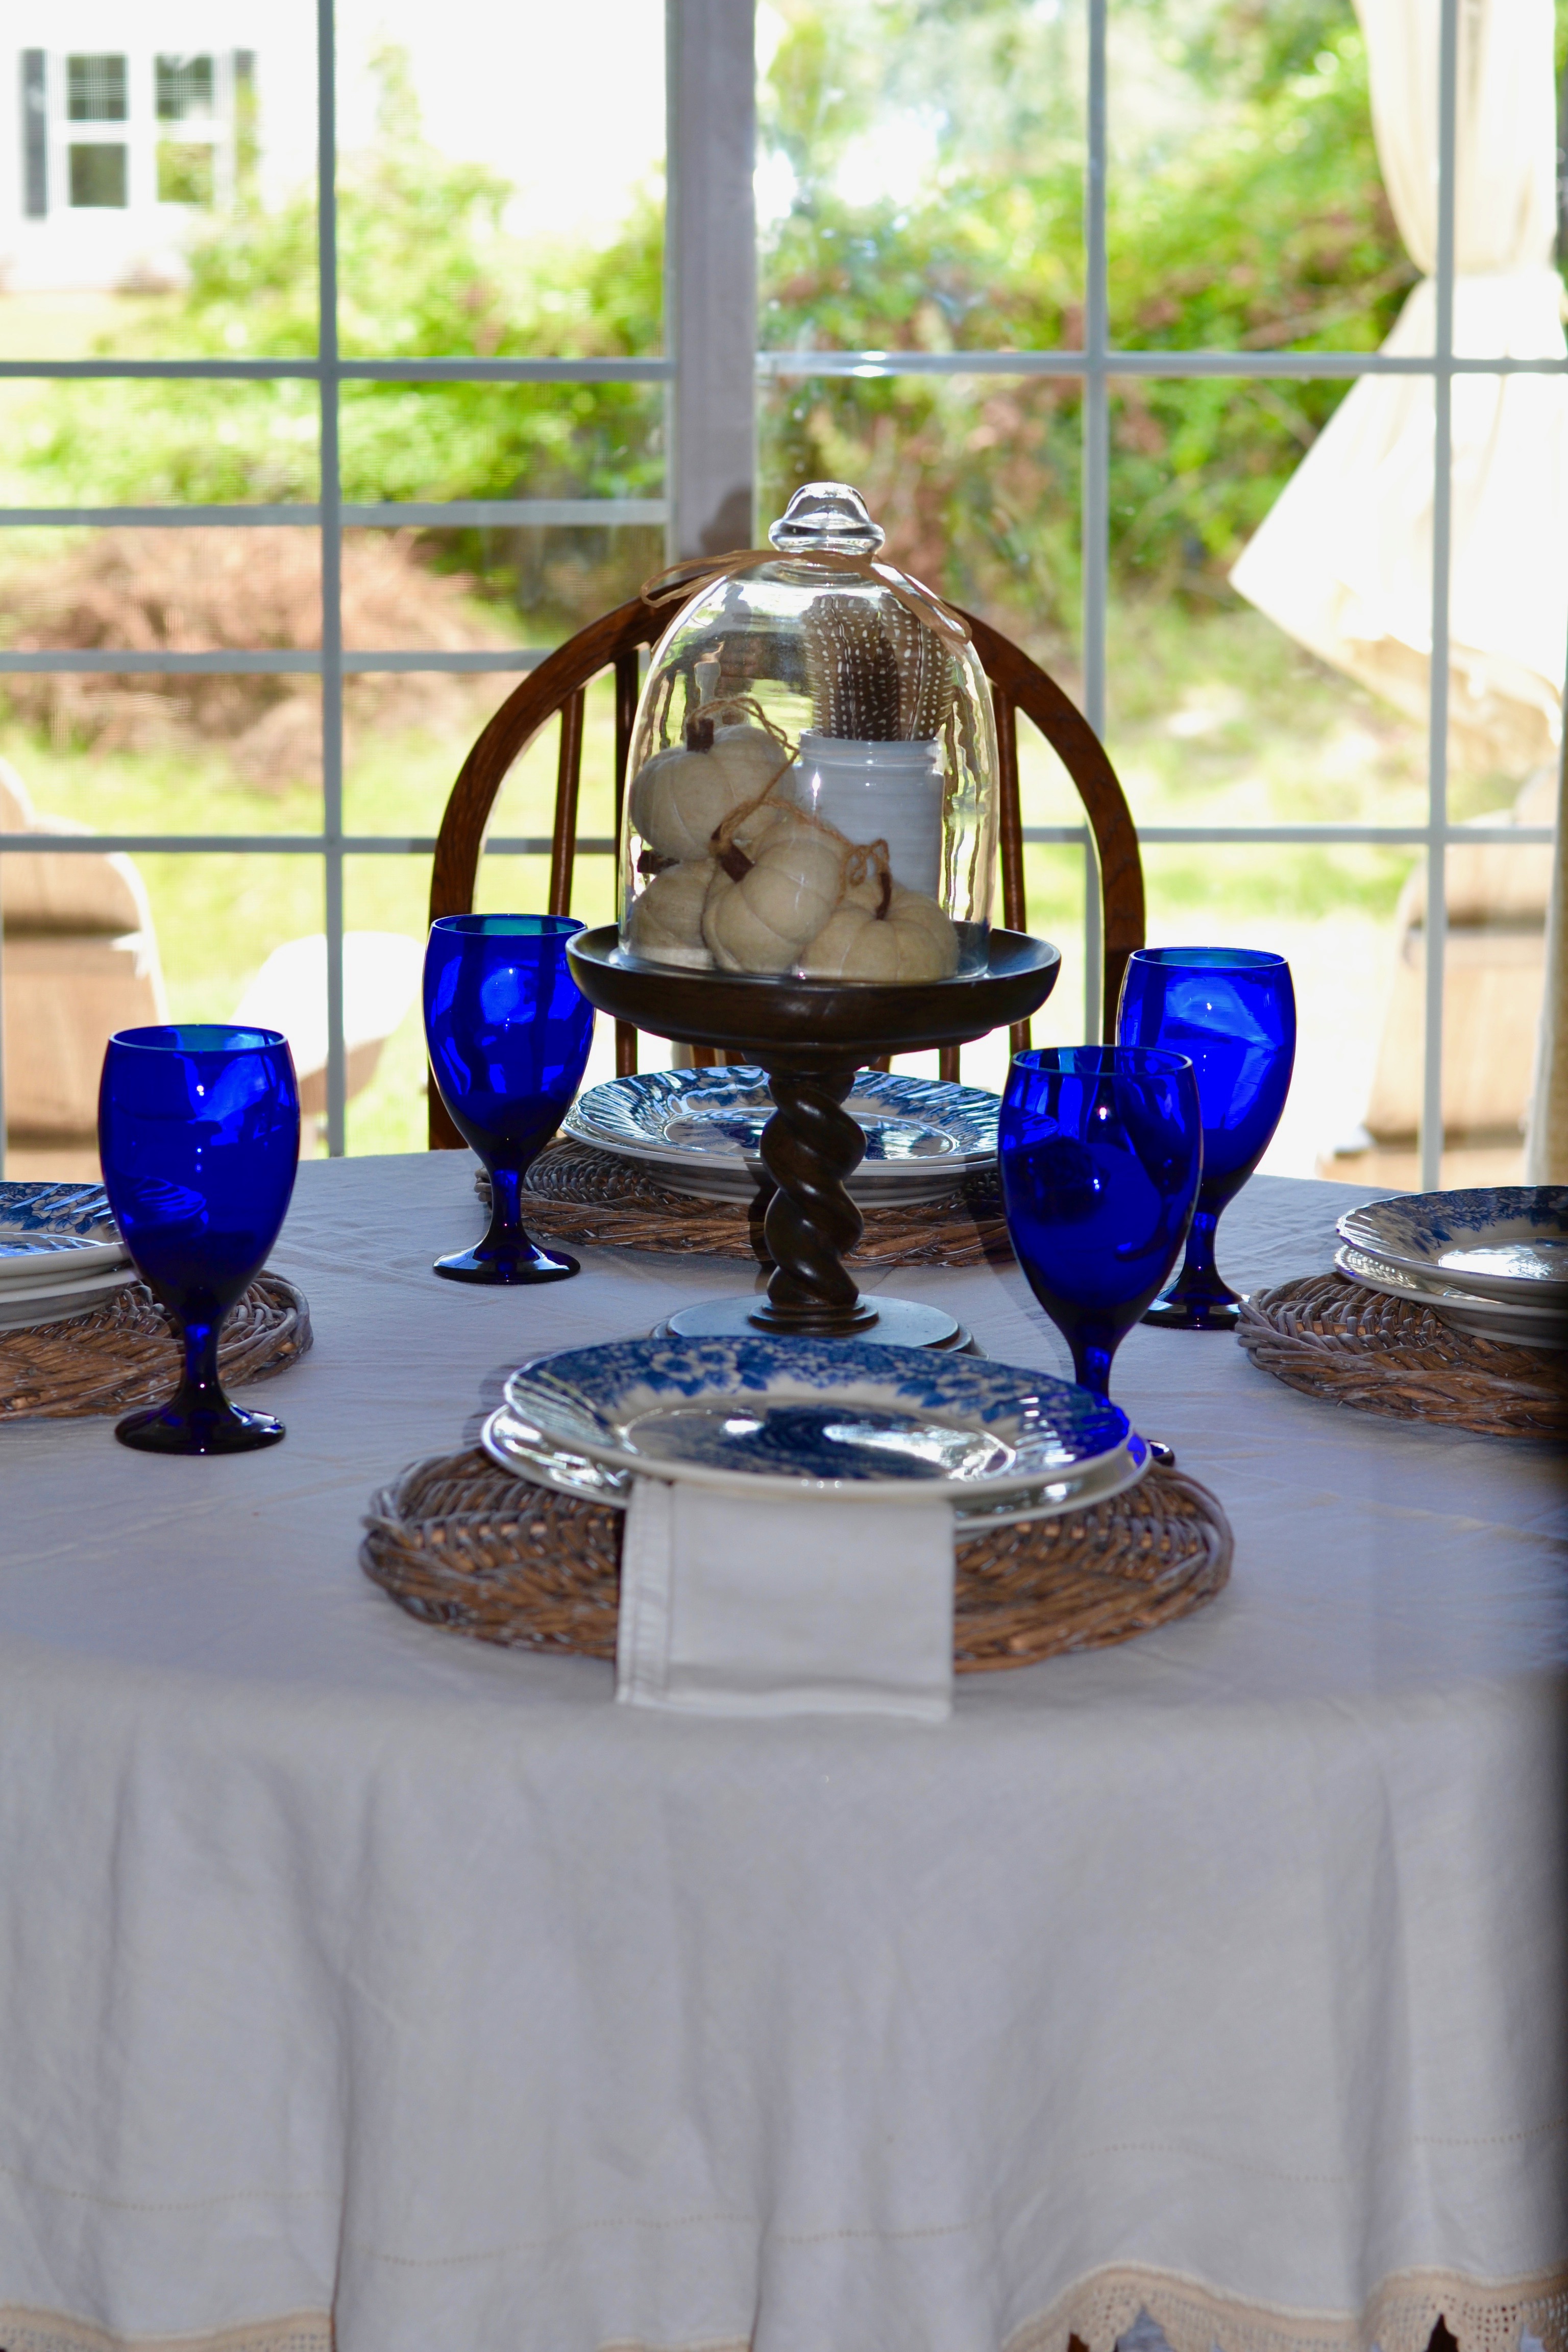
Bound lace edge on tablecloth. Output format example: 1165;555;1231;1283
1004;2263;1568;2352
0;2308;331;2352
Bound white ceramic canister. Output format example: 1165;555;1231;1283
785;734;945;897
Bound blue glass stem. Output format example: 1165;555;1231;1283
1160;1206;1240;1319
172;1312;227;1424
1068;1331;1116;1400
485;1164;528;1259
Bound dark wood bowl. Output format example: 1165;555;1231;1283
565;926;1060;1067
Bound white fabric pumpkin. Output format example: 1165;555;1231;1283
798;879;960;983
702;811;846;974
625;859;715;968
627;724;792;864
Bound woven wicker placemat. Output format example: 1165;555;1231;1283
496;1139;1012;1267
361;1449;1233;1673
0;1272;312;1422
1238;1270;1568;1440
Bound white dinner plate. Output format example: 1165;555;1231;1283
1335;1244;1568;1349
0;1263;140;1330
562;1067;999;1206
1338;1186;1568;1308
499;1334;1136;1507
481;1401;1152;1532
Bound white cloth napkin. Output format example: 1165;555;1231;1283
616;1475;955;1721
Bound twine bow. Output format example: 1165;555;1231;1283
641;546;973;658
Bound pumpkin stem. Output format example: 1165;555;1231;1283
717;843;754;882
841;836;893;913
684;713;716;751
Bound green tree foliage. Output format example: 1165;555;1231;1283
7;50;663;523
5;9;1416;651
758;0;1411;647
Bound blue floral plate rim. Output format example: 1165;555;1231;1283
0;1180;116;1241
501;1335;1132;1504
564;1068;998;1204
1337;1186;1568;1305
481;1402;1150;1528
0;1182;125;1285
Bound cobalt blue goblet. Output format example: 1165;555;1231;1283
998;1045;1202;1402
424;914;594;1284
1116;946;1296;1330
97;1024;301;1456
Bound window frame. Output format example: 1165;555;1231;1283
0;0;1561;1187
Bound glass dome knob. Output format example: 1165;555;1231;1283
768;481;886;556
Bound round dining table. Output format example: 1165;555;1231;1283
1;1150;1564;2352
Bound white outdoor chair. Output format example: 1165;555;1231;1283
233;931;423;1139
1;756;423;1175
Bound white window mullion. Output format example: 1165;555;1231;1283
1082;0;1110;1042
316;0;347;1155
1422;0;1461;1193
666;0;756;560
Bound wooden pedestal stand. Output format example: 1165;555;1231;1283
567;926;1060;1351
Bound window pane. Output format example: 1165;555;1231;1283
0;380;319;505
157;55;216;122
0;528;325;833
68;146;128;209
760;369;1082;666
332;0;666;360
67;56;128;122
339;575;642;838
1104;347;1558;1183
1106;2;1413;357
1;842;331;1181
157;144;216;207
758;0;1085;355
5;19;314;358
336;382;664;528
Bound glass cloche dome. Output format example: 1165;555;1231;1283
618;483;998;985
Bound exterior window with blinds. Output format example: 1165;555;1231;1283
67;144;128;209
156;56;216;124
66;54;128;122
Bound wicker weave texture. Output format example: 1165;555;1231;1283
361;1450;1233;1673
501;1139;1013;1267
1238;1271;1568;1439
0;1274;312;1422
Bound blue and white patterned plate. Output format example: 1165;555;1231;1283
500;1336;1133;1506
564;1068;998;1205
481;1400;1150;1530
1338;1187;1568;1307
1335;1244;1568;1348
0;1181;125;1288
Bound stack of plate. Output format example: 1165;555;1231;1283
0;1182;134;1331
562;1067;998;1207
482;1334;1150;1536
1336;1185;1568;1348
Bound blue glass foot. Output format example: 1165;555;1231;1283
434;1237;579;1285
115;1314;286;1453
1142;1292;1239;1331
116;1397;285;1454
1141;1210;1240;1330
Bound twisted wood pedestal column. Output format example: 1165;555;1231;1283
566;927;1061;1351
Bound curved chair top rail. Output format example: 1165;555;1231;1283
427;593;1145;1144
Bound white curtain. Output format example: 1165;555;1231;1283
1229;0;1568;1182
1231;0;1566;775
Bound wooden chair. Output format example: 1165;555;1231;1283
428;595;1144;1148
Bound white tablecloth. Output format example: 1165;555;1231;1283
1;1157;1564;2352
